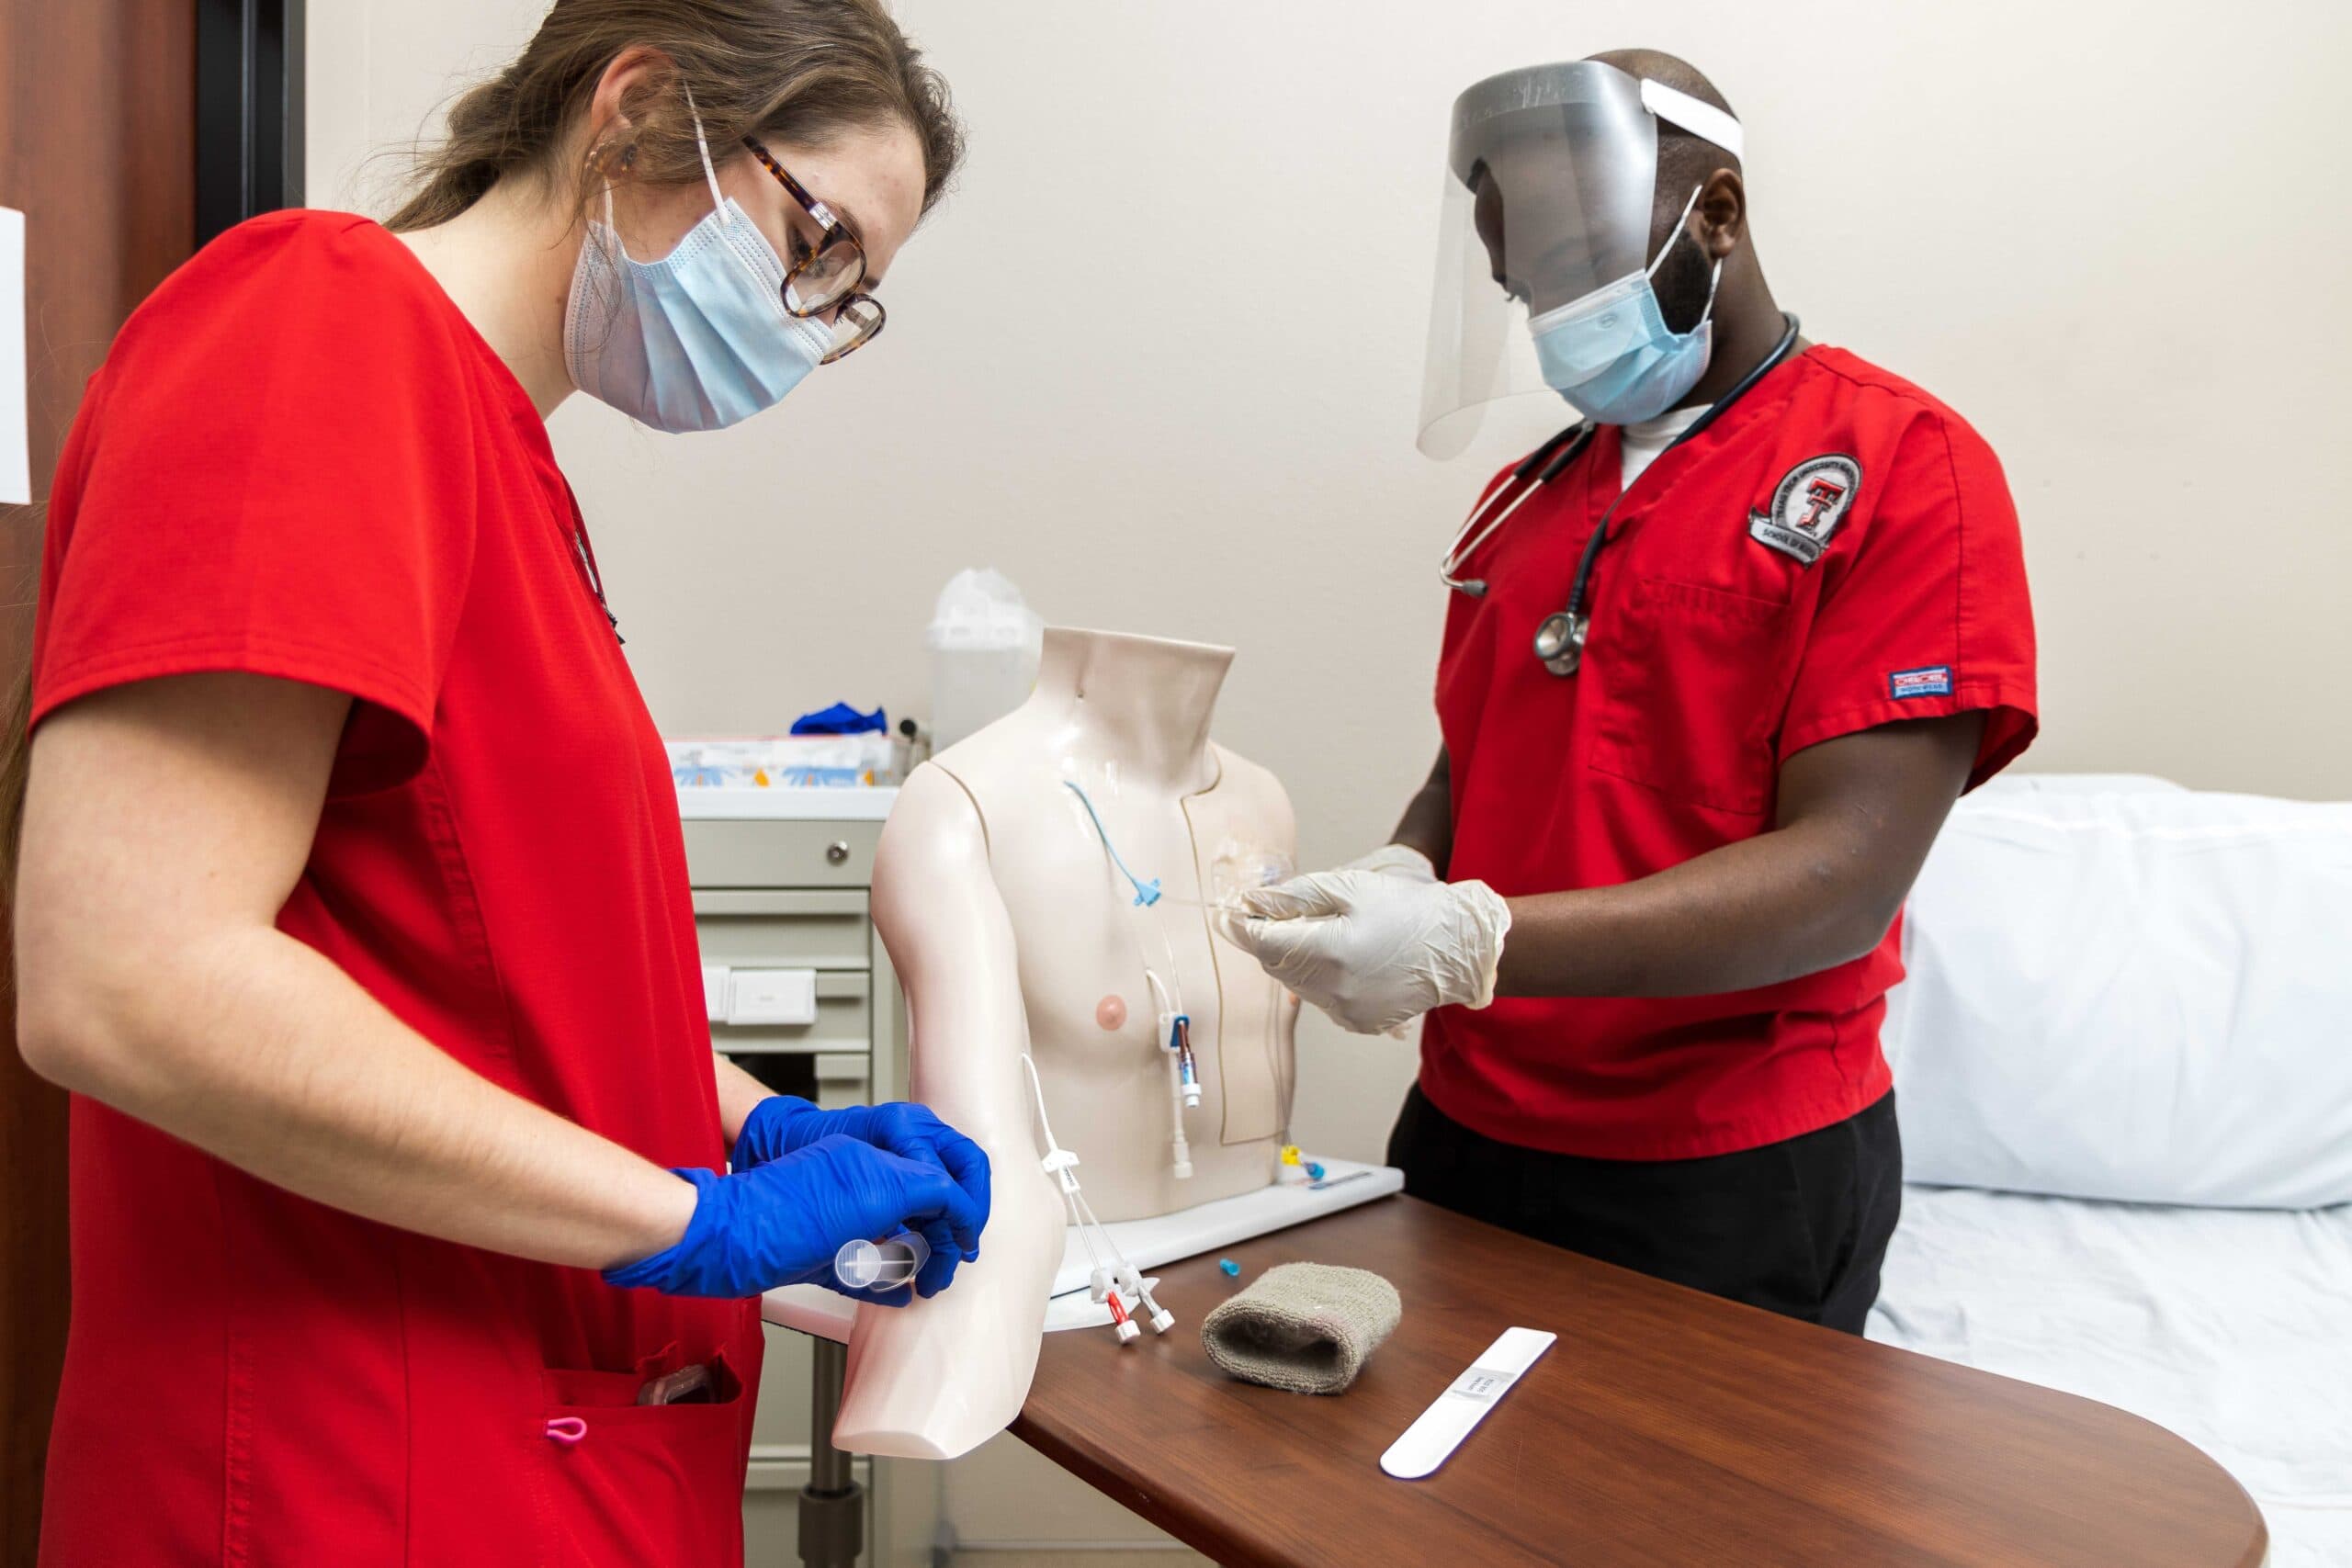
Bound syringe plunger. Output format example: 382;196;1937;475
834;1232;931;1292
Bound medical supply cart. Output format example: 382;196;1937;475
680;786;935;1568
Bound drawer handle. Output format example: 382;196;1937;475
720;969;819;1026
826;840;852;865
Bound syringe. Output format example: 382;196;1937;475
834;1232;931;1292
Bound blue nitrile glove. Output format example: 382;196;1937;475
605;1134;989;1306
734;1097;991;1294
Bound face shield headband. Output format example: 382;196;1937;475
1417;62;1744;456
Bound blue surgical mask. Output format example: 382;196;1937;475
563;106;830;433
1527;185;1721;426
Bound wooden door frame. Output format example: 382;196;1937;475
196;0;304;244
2;1;296;1556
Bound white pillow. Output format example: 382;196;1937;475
1968;772;2187;796
1885;778;2352;1208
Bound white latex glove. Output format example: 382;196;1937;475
1338;843;1440;884
1218;869;1512;1036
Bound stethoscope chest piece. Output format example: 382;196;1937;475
1533;611;1588;676
1444;313;1804;683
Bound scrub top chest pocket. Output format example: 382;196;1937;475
1589;573;1799;818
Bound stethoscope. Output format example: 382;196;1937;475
1439;312;1802;676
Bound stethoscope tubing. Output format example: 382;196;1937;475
1440;314;1803;677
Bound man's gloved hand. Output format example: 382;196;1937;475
1218;869;1512;1035
732;1097;990;1271
604;1134;987;1306
1337;843;1441;884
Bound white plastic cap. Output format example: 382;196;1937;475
1148;1306;1176;1335
1114;1316;1141;1344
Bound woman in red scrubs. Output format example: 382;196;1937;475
6;4;987;1562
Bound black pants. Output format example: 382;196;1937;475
1386;1086;1903;1334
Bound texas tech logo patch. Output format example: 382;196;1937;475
1748;455;1861;566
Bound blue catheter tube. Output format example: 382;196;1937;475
1064;781;1162;907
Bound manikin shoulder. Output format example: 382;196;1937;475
908;726;1295;852
874;762;992;888
1203;742;1296;841
1207;741;1282;795
922;711;1062;814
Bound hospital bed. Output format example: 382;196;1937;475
1870;774;2352;1568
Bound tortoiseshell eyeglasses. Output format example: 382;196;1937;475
742;134;885;364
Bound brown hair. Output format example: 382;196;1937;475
1;1;961;978
384;0;963;232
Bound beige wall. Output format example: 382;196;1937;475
310;0;2352;1172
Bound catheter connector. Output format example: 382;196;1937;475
1117;1266;1175;1335
1175;1020;1202;1109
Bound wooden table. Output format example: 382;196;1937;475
1012;1196;2267;1567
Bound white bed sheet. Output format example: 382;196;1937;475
1869;1184;2352;1568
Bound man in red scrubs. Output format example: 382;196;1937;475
1227;51;2036;1332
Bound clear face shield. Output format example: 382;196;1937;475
1417;62;1739;457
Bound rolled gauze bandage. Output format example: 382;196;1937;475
1199;1263;1402;1395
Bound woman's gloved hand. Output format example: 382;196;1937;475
731;1097;990;1269
604;1134;987;1306
1218;869;1511;1036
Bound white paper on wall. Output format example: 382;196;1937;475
2;207;27;506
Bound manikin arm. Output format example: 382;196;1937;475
831;762;1063;1459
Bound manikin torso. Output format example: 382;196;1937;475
831;628;1299;1458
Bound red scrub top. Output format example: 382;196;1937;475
1426;345;2037;1161
29;211;758;1565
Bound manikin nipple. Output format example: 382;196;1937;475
1095;994;1128;1032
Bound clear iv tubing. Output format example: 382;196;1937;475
1017;1054;1100;1267
1064;778;1198;1179
834;1232;931;1292
1017;1053;1173;1340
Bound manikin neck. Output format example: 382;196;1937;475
1027;627;1230;795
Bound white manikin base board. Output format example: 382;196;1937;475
761;1156;1403;1345
1049;1156;1404;1300
760;1275;1175;1344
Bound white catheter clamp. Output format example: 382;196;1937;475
1117;1263;1176;1335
